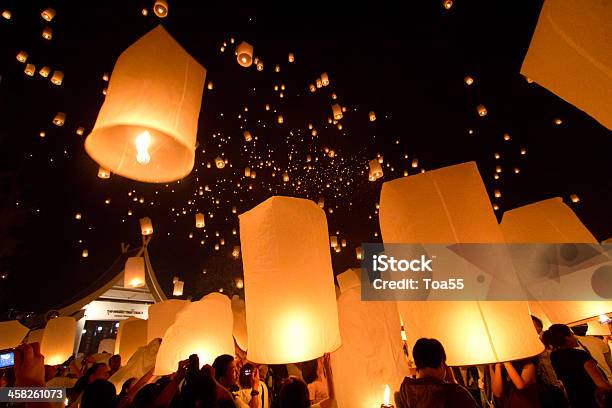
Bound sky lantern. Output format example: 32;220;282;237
40;317;76;365
244;130;252;142
236;41;254;67
368;159;383;181
41;7;56;21
42;26;52;40
464;75;474;85
477;104;487;116
239;196;342;363
24;64;35;76
153;0;168;17
50;71;63;85
124;257;145;288
2;10;11;19
155;293;235;374
84;26;206;183
147;299;189;342
114;318;147;363
288;52;295;63
501;197;612;324
39;66;51;77
443;0;453;10
369;111;376;121
331;270;410;408
570;194;580;203
195;213;205;228
215;156;225;169
231;295;248;351
139;217;153;235
379;162;544;366
332;104;343;120
81;249;89;258
355;247;363;260
0;320;29;349
16;51;28;63
173;280;184;296
321;72;330;86
53;112;66;126
97;166;111;179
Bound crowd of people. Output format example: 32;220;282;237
1;317;611;408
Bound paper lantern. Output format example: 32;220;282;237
332;104;343;120
521;0;611;129
50;71;63;85
330;235;338;248
380;162;544;365
215;157;225;169
84;26;206;183
368;159;383;181
2;10;11;19
98;339;115;354
356;247;363;260
277;114;284;124
240;196;342;363
173;280;184;296
41;7;56;21
232;295;248;351
24;64;35;76
153;0;168;17
236;41;253;67
97;166;111;179
369;111;376;121
40;317;76;365
494;189;501;198
570;194;580;203
81;249;89;258
39;66;51;77
337;268;361;294
331;277;410;408
25;329;45;345
114;318;147;363
0;320;29;349
53;112;66;126
585;321;611;336
316;78;322;88
155;293;235;374
42;26;52;40
501;197;612;323
195;213;205;228
147;299;189;342
244;131;252;142
443;0;453;9
124;257;145;288
288;52;295;63
139;217;153;235
321;72;330;86
464;75;474;85
232;246;241;258
477;104;487;116
109;339;160;393
16;51;28;63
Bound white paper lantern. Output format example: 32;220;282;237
114;318;147;363
240;196;342;363
40;317;76;365
154;294;235;375
124;257;145;288
98;338;116;354
232;295;248;351
0;320;29;349
140;217;153;235
147;299;189;342
84;26;206;183
236;41;254;67
173;280;184;296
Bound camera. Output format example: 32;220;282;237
0;349;15;369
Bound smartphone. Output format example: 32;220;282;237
0;350;15;369
240;363;254;388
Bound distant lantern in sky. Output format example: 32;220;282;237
232;246;241;258
42;26;52;40
236;41;254;67
443;0;453;10
477;104;487;116
288;52;295;63
244;131;252;142
50;71;63;86
570;194;580;203
503;133;511;141
76;127;85;136
207;81;213;90
41;7;56;21
153;0;168;17
173;280;184;296
215;157;225;169
2;10;11;20
275;64;280;72
81;249;89;258
309;84;316;92
330;236;338;248
195;213;205;228
16;51;28;63
332;104;343;120
277;115;284;124
39;66;51;77
75;213;82;220
140;217;153;235
553;118;563;125
40;317;76;365
369;111;376;121
84;26;206;183
124;257;145;288
244;167;251;177
53;112;66;127
97;166;110;179
239;197;341;363
24;64;35;76
355;247;363;260
283;172;289;182
412;158;419;168
321;72;330;86
369;159;383;181
464;75;474;85
494;189;501;198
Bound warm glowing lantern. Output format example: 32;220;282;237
0;320;29;349
155;293;235;374
332;104;343;120
369;111;376;121
24;64;35;76
231;295;248;351
81;249;89;258
239;196;342;363
195;213;205;228
147;299;189;342
236;41;254;67
443;0;453;9
494;189;501;198
76;127;85;136
369;159;383;181
2;10;11;19
153;0;168;17
321;72;329;86
173;280;184;296
16;51;28;63
139;217;153;235
215;157;225;169
98;166;111;179
355;247;363;260
288;52;295;63
282;172;289;182
244;167;251;177
331;273;410;408
50;71;63;85
84;26;206;183
53;112;66;126
477;104;488;116
570;194;580;203
277;114;284;124
114;318;147;362
124;257;145;288
40;317;76;365
256;60;264;71
39;66;51;77
42;26;53;40
464;75;474;85
243;130;252;142
380;162;544;365
41;8;56;21
330;235;338;248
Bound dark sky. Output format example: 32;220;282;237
0;0;610;315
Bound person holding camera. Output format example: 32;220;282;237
213;354;261;408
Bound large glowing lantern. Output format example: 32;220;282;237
154;293;235;375
40;317;76;365
114;318;147;363
231;295;248;351
147;299;189;342
124;257;145;288
140;217;153;235
236;41;254;67
240;196;342;363
109;339;160;393
331;271;410;408
195;213;205;228
84;26;206;183
501;197;612;324
521;0;611;129
173;280;184;296
379;162;544;365
98;338;115;354
0;320;29;349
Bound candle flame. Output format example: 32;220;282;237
384;384;390;405
135;130;152;164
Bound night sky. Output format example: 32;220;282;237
0;0;610;315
